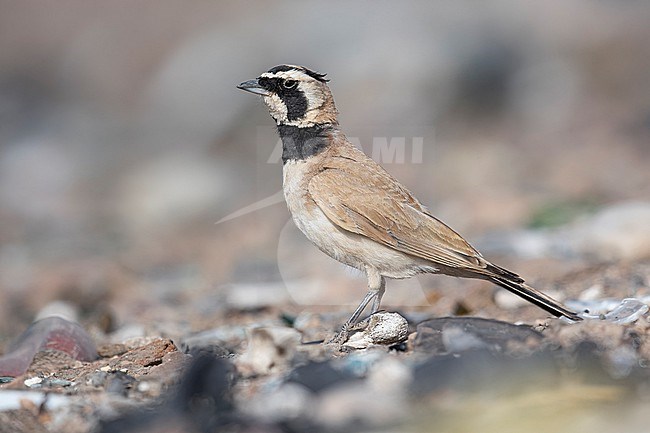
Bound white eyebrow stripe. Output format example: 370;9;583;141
277;70;309;80
260;70;310;81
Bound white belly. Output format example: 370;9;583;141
282;160;434;278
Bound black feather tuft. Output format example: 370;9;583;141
302;67;329;83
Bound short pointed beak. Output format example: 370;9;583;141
237;79;271;96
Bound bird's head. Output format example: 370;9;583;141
237;65;338;128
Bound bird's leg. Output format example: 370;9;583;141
345;271;385;327
327;271;385;345
370;275;386;313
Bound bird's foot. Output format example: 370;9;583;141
324;319;375;351
324;323;352;350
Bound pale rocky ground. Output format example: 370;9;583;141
1;2;650;432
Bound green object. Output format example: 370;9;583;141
528;199;599;229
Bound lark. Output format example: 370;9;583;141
238;65;580;342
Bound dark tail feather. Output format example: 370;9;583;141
485;263;524;283
490;276;582;321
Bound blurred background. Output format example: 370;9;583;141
1;0;649;340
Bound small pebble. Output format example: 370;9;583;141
237;327;301;376
135;380;162;398
344;312;409;349
106;371;136;396
24;377;43;388
44;378;74;387
88;371;108;387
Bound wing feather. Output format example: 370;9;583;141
308;158;488;272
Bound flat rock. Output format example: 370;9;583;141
412;317;544;355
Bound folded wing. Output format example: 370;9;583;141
308;157;496;274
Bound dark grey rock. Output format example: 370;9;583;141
88;371;109;387
413;317;544;355
105;371;137;396
289;361;359;394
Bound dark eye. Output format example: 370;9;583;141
283;80;298;89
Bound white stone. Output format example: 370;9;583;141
236;327;302;376
344;312;409;349
24;377;43;388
